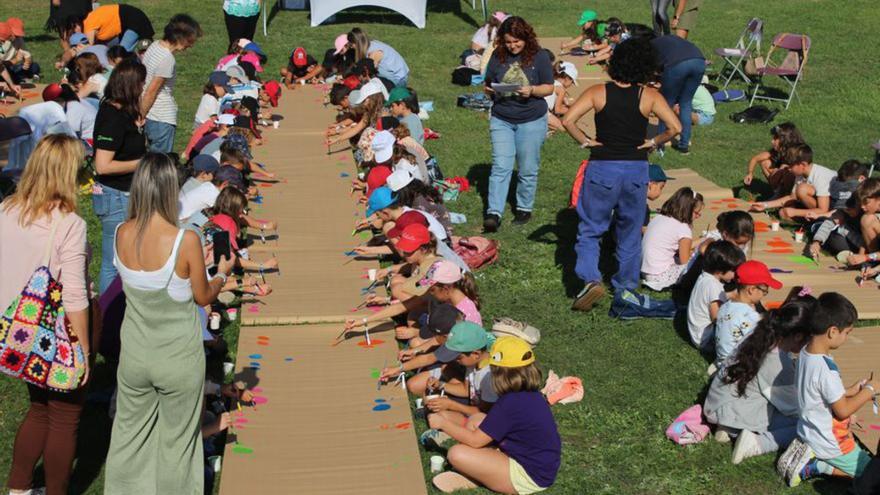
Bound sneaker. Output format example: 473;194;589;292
836;250;853;264
511;210;532;225
706;363;718;377
714;427;732;444
482;213;500;233
777;437;815;487
672;145;691;155
420;428;453;450
731;430;762;464
571;281;606;311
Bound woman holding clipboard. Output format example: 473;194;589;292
482;16;554;232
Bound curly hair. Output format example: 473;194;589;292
608;38;658;85
493;16;541;67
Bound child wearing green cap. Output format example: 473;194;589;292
386;86;424;145
429;336;561;494
560;10;604;54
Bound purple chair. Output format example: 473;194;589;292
749;33;811;109
714;18;763;89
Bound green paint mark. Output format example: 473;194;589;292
232;445;253;454
370;368;380;378
787;255;820;269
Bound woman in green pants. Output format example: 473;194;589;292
104;153;234;494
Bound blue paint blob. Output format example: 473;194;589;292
285;357;294;362
372;403;391;411
340;172;350;178
375;398;386;403
249;362;262;368
248;354;263;359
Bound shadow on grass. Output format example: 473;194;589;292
298;0;480;29
466;162;536;220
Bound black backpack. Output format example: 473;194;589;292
730;105;779;124
451;67;479;86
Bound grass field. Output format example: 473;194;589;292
1;0;879;493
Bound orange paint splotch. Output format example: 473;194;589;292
358;339;385;349
395;422;412;430
766;248;795;254
764;300;783;310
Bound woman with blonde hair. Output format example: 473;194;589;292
104;153;234;493
339;27;409;87
1;134;90;495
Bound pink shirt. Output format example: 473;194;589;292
456;297;482;326
641;214;692;276
0;206;89;312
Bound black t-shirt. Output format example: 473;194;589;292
119;4;155;39
651;35;704;69
94;102;146;192
484;49;554;124
288;54;318;78
321;48;354;76
49;0;91;26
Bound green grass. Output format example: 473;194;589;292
1;0;878;493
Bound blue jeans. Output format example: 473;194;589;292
106;30;140;52
658;58;705;149
93;184;130;295
575;160;648;291
487;114;548;217
144;119;176;153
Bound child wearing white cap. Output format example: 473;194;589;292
546;61;579;132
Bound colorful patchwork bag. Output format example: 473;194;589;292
0;218;85;391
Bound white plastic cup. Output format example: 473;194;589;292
299;79;306;85
223;362;234;375
425;394;440;403
430;455;445;473
226;308;238;321
208;455;222;473
210;312;221;330
415;398;423;409
368;268;377;281
273;121;279;129
771;221;780;232
795;231;804;243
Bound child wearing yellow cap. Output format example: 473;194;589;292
429;337;561;494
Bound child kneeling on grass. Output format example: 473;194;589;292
641;187;704;291
778;292;875;487
429;336;561;494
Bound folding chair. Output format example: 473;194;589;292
468;0;488;23
749;33;811;109
714;17;763;89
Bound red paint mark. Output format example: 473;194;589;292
767;240;793;248
764;300;783;310
754;221;770;233
357;339;385;349
395;422;412;430
259;183;273;188
766;248;795;254
248;304;261;313
710;207;720;211
252;396;268;405
252;387;263;393
234;418;249;424
367;305;384;313
870;424;880;431
721;197;737;202
379;424;391;430
727;203;739;209
257;341;270;346
257;336;270;340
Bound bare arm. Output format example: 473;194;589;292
562;87;598;146
561;34;586;51
181;231;233;306
709;300;721;322
348;295;427;328
429;414;494;448
328;118;366;145
93;149;140;175
140;76;165;116
678;237;693;265
830;381;875;421
648;90;682;147
746;151;773;181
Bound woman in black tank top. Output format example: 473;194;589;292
561;38;682;313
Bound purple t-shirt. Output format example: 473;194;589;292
479;391;561;488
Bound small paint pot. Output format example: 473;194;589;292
430;455;445;473
771;221;780;232
210;312;221;330
415;398;423;409
208;455;222;473
226;308;238;321
223;362;235;375
273;121;279;129
794;231;804;243
368;268;377;281
425;394;440;402
299;79;306;85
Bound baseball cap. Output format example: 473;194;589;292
385;87;412;107
342;75;361;90
333;33;348;55
240;53;263;73
193;154;220;174
6;18;24;37
387;210;428;239
648;164;673;182
291;47;308;67
489;336;536;368
209;214;240;250
434;322;491;363
578;9;598;26
371;130;395;164
225;65;249;84
386;168;414;192
394;223;430;252
559;61;579;86
351;78;388;105
42;83;63;102
418;302;462;339
736;260;783;290
366;186;397;217
418;259;463;288
68;32;88;46
209;71;231;92
0;22;11;41
492;11;509;23
366;165;393;194
217;113;236;126
243;42;265;58
225;133;253;160
264;80;282;107
214;165;246;192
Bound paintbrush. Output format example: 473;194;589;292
273;253;281;276
860;263;868;287
331;326;349;345
377;359;387;390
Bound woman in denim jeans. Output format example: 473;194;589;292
92;58;147;294
482;16;554;232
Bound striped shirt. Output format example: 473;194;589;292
142;41;178;125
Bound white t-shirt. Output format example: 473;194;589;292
88;73;108;98
179;181;220;221
65;100;97;140
18;101;69;142
796;348;848;459
467;363;498;405
142;41;178;125
641;214;692;276
544;80;563;113
687;272;727;349
471;25;497;50
798;163;836;198
194;94;220;127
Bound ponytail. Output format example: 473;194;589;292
457;271;481;310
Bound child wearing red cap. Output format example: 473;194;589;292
1;17;37;84
280;47;319;88
714;260;782;372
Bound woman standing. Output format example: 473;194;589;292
1;135;90;495
563;38;681;312
344;27;410;87
104;153;234;494
652;34;705;154
93;58;147;294
222;0;261;47
482;16;554;232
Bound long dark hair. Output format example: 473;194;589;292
396;178;443;206
103;59;146;120
659;187;703;225
723;298;817;396
494;16;541;67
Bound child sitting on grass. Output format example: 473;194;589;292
428;336;561;494
750;144;836;221
686;240;745;350
777;293;873;487
843;179;880;270
546;61;578;133
714;261;781;372
641;187;704;291
743;122;804;193
386;87;423;145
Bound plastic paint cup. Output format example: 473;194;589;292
795;231;804;243
415;398;423;409
771;221;780;232
425;394;440;402
223;362;234;375
368;268;377;281
273;121;279;129
300;79;306;85
430;455;445;473
210;312;221;330
208;455;222;473
226;308;238;321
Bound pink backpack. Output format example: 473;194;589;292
451;236;499;270
665;404;710;445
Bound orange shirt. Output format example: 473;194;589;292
83;4;122;42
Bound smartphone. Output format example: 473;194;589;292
213;231;231;268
